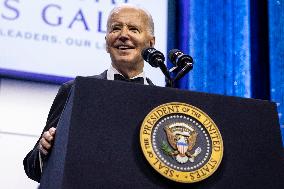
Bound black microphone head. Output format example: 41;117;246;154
168;49;193;67
142;48;155;62
142;47;165;67
168;49;181;65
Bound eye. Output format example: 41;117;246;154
111;26;121;32
129;27;139;33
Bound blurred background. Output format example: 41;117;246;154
0;0;283;188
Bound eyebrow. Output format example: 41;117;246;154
110;23;140;29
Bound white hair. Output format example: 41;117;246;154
107;4;155;36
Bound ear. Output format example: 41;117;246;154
105;36;110;53
149;36;155;47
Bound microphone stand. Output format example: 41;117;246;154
165;78;174;88
154;59;174;88
173;63;193;82
167;62;193;88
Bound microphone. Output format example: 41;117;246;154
142;48;171;81
168;49;193;68
168;49;194;82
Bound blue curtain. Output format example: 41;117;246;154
268;0;284;145
168;0;284;145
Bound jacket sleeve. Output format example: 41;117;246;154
23;80;73;182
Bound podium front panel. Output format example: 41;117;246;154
40;77;284;189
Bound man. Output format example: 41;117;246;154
23;4;156;182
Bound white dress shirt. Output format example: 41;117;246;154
107;65;149;85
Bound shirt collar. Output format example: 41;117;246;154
107;65;148;85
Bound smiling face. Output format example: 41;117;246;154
105;6;155;77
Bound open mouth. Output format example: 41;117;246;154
116;45;135;50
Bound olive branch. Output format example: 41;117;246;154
161;140;174;156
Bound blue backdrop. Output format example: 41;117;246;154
168;0;284;145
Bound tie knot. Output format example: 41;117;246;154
114;74;144;84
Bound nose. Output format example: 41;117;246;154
118;27;130;42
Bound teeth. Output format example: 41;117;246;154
117;45;133;50
119;46;129;49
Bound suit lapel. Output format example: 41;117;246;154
89;70;107;80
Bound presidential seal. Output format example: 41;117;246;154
140;102;223;183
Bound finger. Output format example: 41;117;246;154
40;137;52;150
49;127;56;136
42;131;54;142
38;144;48;156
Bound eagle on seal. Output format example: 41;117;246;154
164;123;201;163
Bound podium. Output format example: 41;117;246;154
39;77;284;189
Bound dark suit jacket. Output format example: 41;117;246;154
23;71;154;182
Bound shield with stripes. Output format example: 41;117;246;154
176;137;189;155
